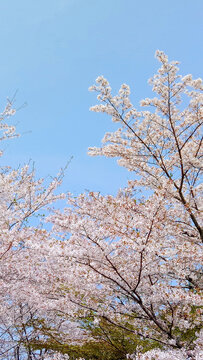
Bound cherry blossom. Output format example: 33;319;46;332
0;52;202;359
48;51;202;354
0;101;65;358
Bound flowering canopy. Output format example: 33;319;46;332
0;52;202;359
0;101;65;358
49;51;202;354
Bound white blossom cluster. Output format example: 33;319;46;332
0;51;202;359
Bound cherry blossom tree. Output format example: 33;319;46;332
0;51;202;359
0;101;65;359
47;51;202;357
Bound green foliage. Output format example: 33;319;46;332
26;316;161;359
20;306;203;358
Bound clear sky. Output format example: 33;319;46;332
0;0;202;195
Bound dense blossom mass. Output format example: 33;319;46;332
0;52;202;359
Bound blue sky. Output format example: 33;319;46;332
0;0;202;195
